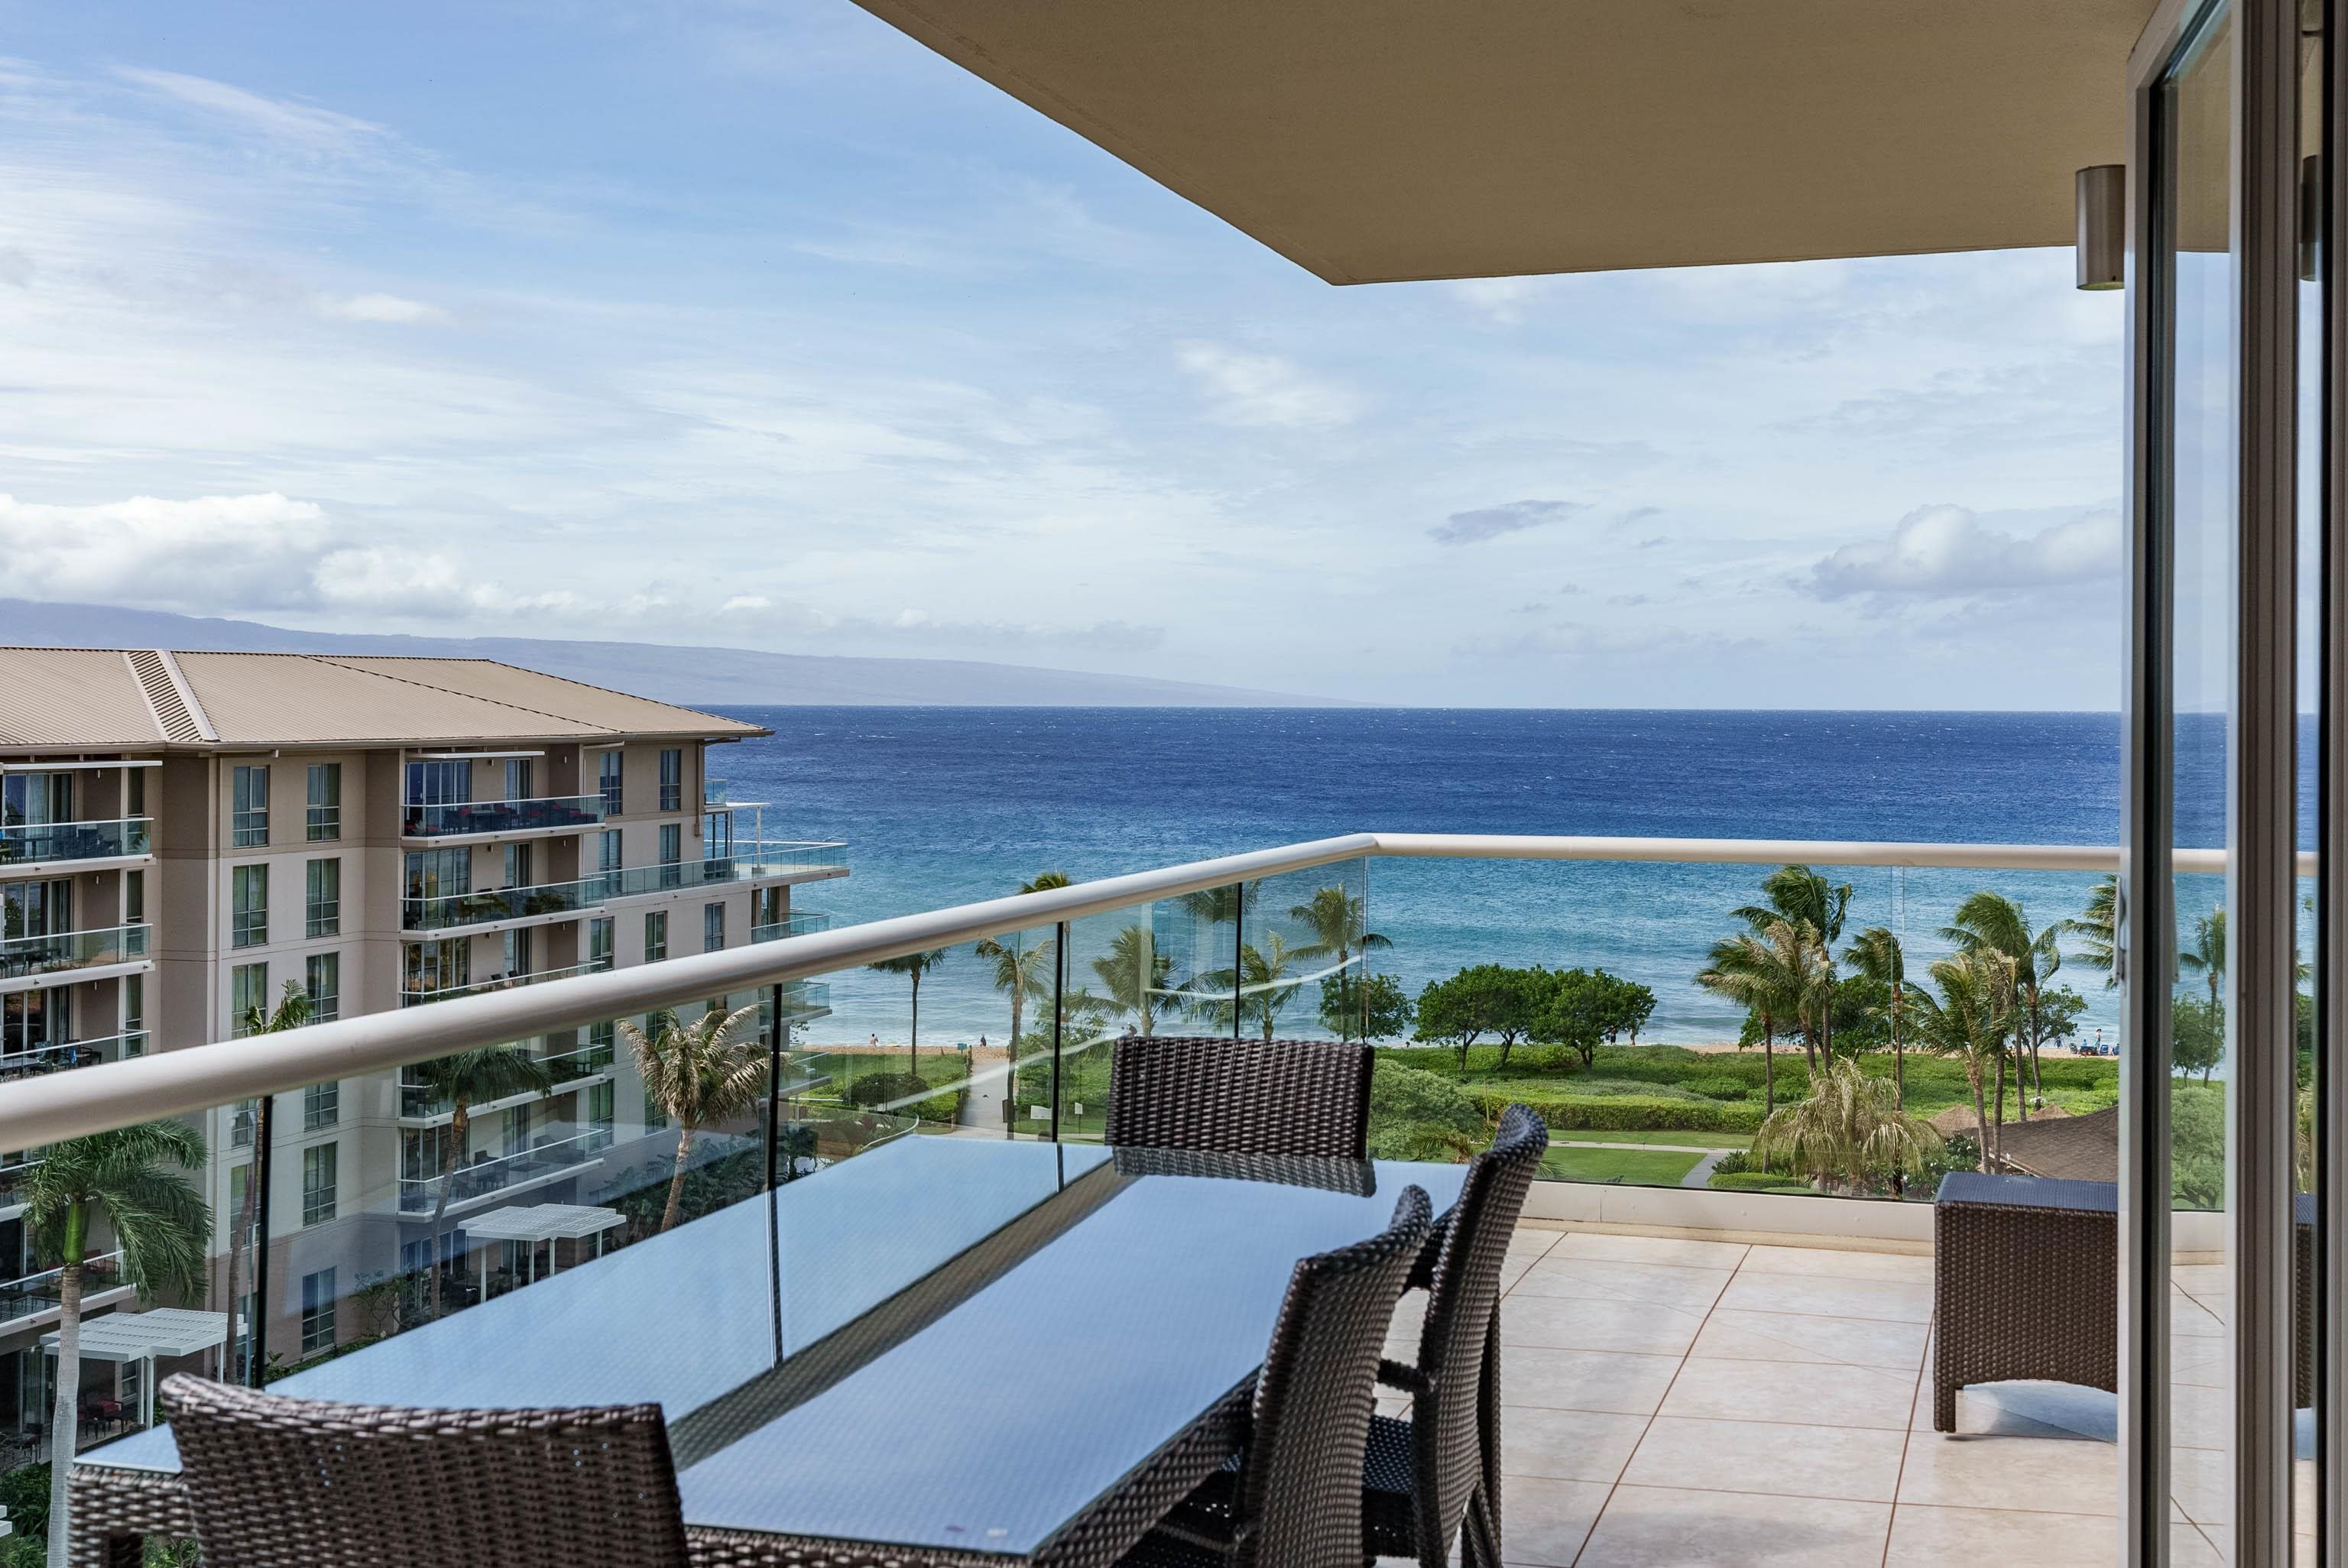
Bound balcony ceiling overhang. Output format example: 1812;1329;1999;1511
848;0;2158;281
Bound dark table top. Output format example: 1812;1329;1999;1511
89;1136;1466;1559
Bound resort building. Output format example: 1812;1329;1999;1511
0;649;843;1430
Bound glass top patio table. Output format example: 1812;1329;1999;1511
85;1136;1468;1560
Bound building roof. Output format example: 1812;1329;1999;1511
1993;1103;2118;1184
848;0;2162;282
0;649;767;753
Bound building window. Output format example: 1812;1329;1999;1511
503;925;533;978
305;763;341;841
303;1079;339;1132
305;858;341;938
300;1267;337;1355
124;975;145;1051
125;869;145;925
128;767;146;818
404;938;469;999
230;1102;256;1148
502;841;533;888
658;822;683;886
504;756;533;802
231;765;270;847
643;1088;668;1131
644;910;668;964
301;1143;337;1226
703;903;725;953
230;962;269;1036
231;864;269;948
589;917;614;967
598;750;623;815
404;847;470;903
588;1081;615;1149
306;951;340;1022
598;829;622;873
658;749;683;812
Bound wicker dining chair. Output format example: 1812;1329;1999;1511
1104;1035;1375;1159
159;1374;692;1568
1363;1103;1548;1568
1117;1185;1433;1568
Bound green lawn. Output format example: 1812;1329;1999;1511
1547;1129;1753;1150
1537;1145;1706;1186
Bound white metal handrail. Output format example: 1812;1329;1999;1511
0;831;2280;1151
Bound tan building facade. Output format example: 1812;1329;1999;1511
0;649;842;1419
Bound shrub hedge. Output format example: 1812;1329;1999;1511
1707;1171;1815;1193
1471;1090;1768;1132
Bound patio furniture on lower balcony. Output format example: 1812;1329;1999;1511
1105;1035;1375;1160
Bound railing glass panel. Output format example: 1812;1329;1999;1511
0;923;149;982
0;818;151;865
401;795;606;838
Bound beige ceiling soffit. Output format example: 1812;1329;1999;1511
125;650;216;745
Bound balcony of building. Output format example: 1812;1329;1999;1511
10;834;2286;1568
399;794;608;844
401;956;616;1007
0;818;152;876
0;922;151;989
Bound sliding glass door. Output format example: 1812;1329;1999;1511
2126;0;2324;1560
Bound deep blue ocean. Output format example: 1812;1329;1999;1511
706;708;2275;1048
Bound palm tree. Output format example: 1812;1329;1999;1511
1091;923;1176;1035
621;1003;770;1233
1197;932;1309;1040
410;1043;555;1307
1287;885;1393;1042
1943;890;2062;1122
24;1120;209;1568
867;949;948;1071
1696;921;1818;1116
974;930;1053;1136
222;980;310;1382
1909;949;2017;1164
1734;865;1852;1072
2178;906;2226;1008
1020;870;1072;895
1842;926;1915;1107
2062;874;2119;986
1755;1058;1941;1194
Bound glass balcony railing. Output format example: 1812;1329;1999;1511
403;847;846;930
704;778;731;808
0;1032;145;1078
751;911;834;943
401;795;607;838
401;957;615;1006
0;923;149;983
0;1249;125;1323
398;1127;607;1212
403;877;610;931
0;817;151;866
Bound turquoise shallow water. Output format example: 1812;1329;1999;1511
710;707;2262;1048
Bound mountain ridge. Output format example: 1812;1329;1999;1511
0;600;1344;708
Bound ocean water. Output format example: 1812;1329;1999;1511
708;708;2269;1048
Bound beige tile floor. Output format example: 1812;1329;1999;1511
1382;1224;2302;1567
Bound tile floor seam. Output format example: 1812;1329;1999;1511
1879;1309;1934;1568
1564;1243;1744;1566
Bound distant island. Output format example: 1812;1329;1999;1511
0;599;1341;708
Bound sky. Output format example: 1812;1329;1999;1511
0;1;2132;708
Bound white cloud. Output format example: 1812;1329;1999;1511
0;492;331;608
112;67;385;155
1429;498;1589;546
312;292;450;325
1808;504;2119;599
1446;275;1561;325
1176;343;1361;429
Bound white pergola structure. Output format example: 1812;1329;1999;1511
463;1204;627;1297
41;1308;236;1430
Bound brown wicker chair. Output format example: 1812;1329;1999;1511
159;1374;691;1568
1104;1035;1374;1160
1119;1185;1433;1568
1364;1104;1549;1568
1931;1175;2312;1430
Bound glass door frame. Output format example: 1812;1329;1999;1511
2125;0;2313;1561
